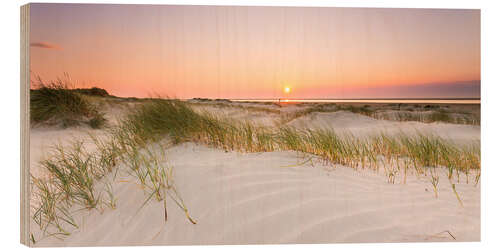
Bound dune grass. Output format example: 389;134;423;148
31;98;480;241
191;101;281;115
277;103;479;126
31;137;196;241
30;76;105;128
124;99;480;175
31;139;115;239
371;109;480;125
191;99;479;125
121;100;480;207
122;99;277;152
31;100;199;241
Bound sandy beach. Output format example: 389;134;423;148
29;100;480;246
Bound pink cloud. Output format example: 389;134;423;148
30;42;62;50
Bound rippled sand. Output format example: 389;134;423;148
30;101;480;246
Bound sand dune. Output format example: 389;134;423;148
192;105;280;127
33;142;479;246
29;127;105;179
287;111;480;142
190;102;480;143
29;102;481;246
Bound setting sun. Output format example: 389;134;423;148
284;87;290;94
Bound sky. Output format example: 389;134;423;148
30;4;480;99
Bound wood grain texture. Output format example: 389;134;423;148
20;3;30;246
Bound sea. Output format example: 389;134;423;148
231;99;480;104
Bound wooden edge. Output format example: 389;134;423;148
20;3;31;247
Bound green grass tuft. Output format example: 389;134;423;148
30;76;106;129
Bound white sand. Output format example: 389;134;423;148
32;143;480;246
192;105;280;127
29;127;104;179
29;105;481;246
287;111;480;143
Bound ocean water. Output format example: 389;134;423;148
231;99;480;104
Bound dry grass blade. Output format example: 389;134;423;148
452;184;464;207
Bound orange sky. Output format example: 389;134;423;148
30;4;480;99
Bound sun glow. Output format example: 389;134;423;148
284;87;290;94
